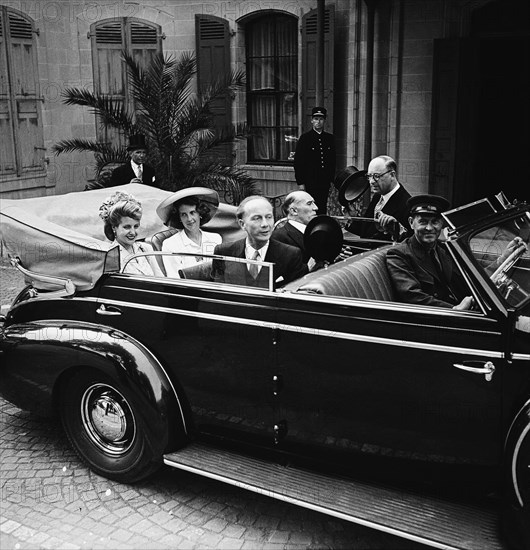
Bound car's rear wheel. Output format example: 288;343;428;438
60;369;162;482
502;403;530;550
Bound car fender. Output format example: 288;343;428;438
502;398;530;549
504;398;530;506
1;320;188;452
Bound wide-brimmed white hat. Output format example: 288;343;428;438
156;187;220;227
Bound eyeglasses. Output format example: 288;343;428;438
366;170;392;182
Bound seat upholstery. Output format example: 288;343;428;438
147;228;178;275
287;245;395;301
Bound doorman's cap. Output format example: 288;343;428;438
311;107;327;117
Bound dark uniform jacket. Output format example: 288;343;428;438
294;129;336;213
271;221;310;263
109;162;158;188
213;238;307;289
386;235;465;308
349;184;411;241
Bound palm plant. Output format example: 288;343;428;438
52;50;258;203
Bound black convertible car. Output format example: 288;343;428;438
0;187;529;550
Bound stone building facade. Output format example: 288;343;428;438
1;0;527;206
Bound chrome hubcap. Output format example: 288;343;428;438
81;384;136;456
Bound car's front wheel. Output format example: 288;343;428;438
60;369;162;482
502;402;530;550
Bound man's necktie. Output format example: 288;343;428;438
430;248;444;280
248;250;260;279
374;196;385;219
137;164;143;180
430;247;457;302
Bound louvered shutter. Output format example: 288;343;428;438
91;20;125;145
90;18;161;145
126;20;160;123
196;15;232;165
0;9;16;175
0;8;44;175
301;6;334;130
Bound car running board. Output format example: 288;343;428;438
164;443;504;550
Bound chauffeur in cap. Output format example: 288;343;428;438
109;134;158;188
386;194;474;310
293;107;336;215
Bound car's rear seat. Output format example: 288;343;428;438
285;245;395;301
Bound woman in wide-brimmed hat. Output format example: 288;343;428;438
156;187;222;277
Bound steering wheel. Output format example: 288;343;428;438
490;243;527;285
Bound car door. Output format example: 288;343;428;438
95;272;279;446
273;294;504;467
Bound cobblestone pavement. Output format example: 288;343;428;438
1;257;426;549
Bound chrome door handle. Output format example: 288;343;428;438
453;361;495;382
96;304;122;316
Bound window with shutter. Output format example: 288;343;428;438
196;15;232;165
301;6;334;129
90;18;162;146
245;13;298;164
0;6;44;177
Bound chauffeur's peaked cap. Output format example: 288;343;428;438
407;194;450;216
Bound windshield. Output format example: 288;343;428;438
120;251;275;291
468;212;530;308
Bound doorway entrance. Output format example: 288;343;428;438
430;0;530;207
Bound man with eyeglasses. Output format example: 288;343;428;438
386;194;474;310
346;155;411;241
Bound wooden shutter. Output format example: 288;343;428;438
301;5;335;131
0;8;17;175
128;19;161;73
0;8;44;175
196;14;232;165
90;18;162;144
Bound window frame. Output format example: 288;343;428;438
245;13;298;166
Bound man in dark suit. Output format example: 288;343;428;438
271;190;318;265
386;194;474;310
109;134;158;188
346;155;411;241
213;196;307;289
293;107;336;215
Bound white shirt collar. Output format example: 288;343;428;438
245;240;269;261
288;219;306;233
131;160;143;177
116;241;140;255
179;229;202;248
380;182;401;204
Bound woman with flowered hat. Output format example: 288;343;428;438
99;191;163;277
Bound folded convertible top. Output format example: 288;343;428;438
0;183;244;290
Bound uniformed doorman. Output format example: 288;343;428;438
293;107;336;215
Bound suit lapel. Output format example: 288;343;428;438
285;223;304;249
230;239;246;258
263;240;282;286
125;162;135;181
382;186;407;217
409;238;439;280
